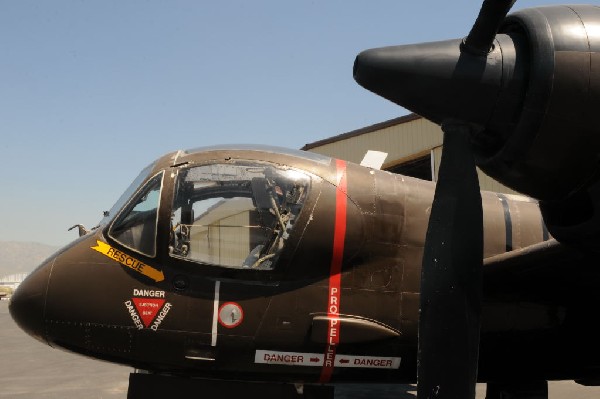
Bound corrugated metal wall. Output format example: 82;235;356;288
308;117;441;166
190;201;252;267
305;115;518;195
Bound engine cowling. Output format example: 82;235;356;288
353;5;600;249
486;5;600;249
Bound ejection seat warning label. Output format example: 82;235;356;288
124;289;172;330
255;350;401;369
91;240;165;282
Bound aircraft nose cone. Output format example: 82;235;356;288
9;257;54;344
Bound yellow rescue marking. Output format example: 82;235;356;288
91;241;165;282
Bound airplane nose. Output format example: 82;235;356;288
9;257;54;344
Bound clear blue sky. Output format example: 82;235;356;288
0;0;570;246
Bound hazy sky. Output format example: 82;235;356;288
0;0;571;246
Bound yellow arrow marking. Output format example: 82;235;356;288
91;240;165;282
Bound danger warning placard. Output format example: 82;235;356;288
132;298;164;327
255;350;401;369
124;289;172;331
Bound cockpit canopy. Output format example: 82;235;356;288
108;160;311;271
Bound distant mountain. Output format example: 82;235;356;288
0;241;60;277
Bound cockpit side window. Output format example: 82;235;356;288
109;173;163;257
170;163;310;270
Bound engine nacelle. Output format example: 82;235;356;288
480;5;600;248
353;5;600;249
477;5;600;200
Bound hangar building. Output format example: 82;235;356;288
302;113;518;195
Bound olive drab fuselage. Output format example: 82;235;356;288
9;145;600;384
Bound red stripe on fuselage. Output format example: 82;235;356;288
319;159;347;383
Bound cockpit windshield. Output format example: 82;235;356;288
98;161;157;226
170;162;311;270
109;173;163;257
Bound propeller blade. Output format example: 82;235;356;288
417;122;483;399
462;0;516;55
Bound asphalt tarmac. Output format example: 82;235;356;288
1;300;600;399
0;300;129;398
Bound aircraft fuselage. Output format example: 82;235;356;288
9;145;600;385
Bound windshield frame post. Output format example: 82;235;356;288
156;166;178;264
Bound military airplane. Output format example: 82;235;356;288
9;1;600;399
